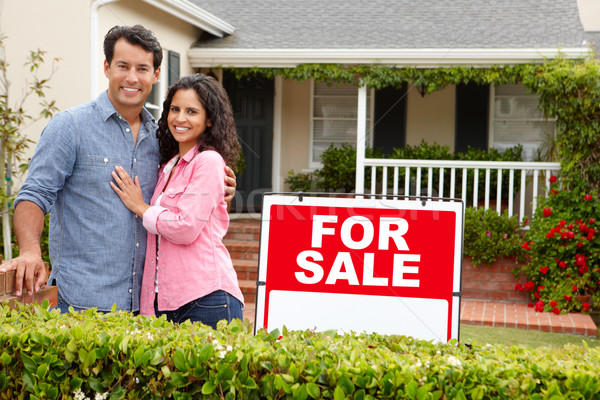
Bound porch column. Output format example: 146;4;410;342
355;83;367;195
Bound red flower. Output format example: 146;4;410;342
579;266;588;275
550;189;557;195
543;208;553;217
572;285;578;292
549;300;557;307
579;224;589;233
540;266;549;275
549;176;557;183
560;220;566;227
527;302;534;308
566;231;575;240
524;281;535;291
514;283;524;292
522;241;531;251
558;261;567;269
534;301;545;312
486;231;491;237
564;295;572;301
546;231;555;239
584;194;593;201
578;242;584;248
576;254;588;266
589;218;596;225
582;302;590;312
534;292;541;299
587;231;595;241
537;285;545;292
552;307;561;315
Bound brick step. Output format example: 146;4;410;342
224;219;261;241
233;259;258;281
224;240;259;260
239;279;257;305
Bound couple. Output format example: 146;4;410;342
0;25;244;328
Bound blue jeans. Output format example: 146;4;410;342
154;290;243;329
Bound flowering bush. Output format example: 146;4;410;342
516;178;600;313
463;207;526;266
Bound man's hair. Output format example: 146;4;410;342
104;25;163;70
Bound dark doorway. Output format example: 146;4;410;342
223;71;274;213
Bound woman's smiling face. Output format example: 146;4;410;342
167;89;212;156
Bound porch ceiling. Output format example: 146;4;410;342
188;47;592;68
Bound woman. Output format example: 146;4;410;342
110;74;244;328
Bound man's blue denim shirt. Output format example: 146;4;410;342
15;91;161;312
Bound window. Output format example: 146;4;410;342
490;84;555;161
310;81;372;166
145;50;180;120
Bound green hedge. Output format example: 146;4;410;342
2;303;600;399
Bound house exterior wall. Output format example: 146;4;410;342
405;86;456;151
1;0;90;155
280;79;311;182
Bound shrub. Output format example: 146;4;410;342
463;208;526;266
516;178;600;313
2;302;600;399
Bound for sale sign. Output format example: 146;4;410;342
254;194;464;343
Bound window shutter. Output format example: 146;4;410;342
168;51;180;86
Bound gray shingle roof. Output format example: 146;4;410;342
189;0;594;50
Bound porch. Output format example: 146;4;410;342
356;158;561;221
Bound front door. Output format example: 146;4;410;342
223;71;274;213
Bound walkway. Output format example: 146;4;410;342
460;299;597;336
244;300;597;337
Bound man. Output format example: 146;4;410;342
0;25;236;313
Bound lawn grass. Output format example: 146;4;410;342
459;323;600;348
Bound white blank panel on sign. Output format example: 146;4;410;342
268;290;449;342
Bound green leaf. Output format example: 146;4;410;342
174;350;187;372
36;363;49;379
201;381;216;395
334;385;346;400
20;351;37;373
171;372;188;387
307;382;321;399
0;374;7;392
88;376;105;393
22;370;35;390
70;376;83;390
337;374;355;395
197;343;214;362
133;346;145;367
0;352;11;365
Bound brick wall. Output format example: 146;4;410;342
461;256;530;303
0;267;57;308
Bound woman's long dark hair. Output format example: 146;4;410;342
156;74;240;167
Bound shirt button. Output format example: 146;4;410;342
133;272;136;276
126;128;130;132
136;243;140;247
128;289;132;294
103;158;108;163
134;158;137;163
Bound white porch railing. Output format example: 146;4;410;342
357;158;561;222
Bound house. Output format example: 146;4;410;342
2;0;599;213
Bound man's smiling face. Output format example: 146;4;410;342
104;38;160;117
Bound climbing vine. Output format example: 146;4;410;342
226;54;600;190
